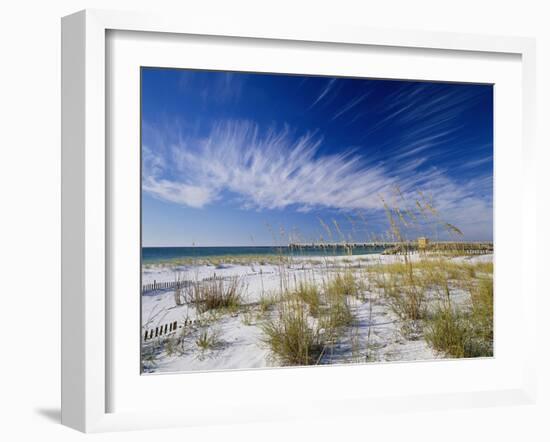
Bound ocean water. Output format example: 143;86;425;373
142;245;386;264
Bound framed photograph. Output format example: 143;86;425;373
61;9;537;432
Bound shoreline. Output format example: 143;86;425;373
141;249;387;267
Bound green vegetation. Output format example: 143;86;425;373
368;257;493;357
321;290;354;330
143;253;294;269
294;280;321;317
325;270;358;298
260;270;358;366
182;276;244;313
425;278;493;358
195;327;221;351
260;295;323;366
143;186;494;369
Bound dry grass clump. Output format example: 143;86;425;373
383;276;427;321
469;278;493;349
259;293;278;313
326;270;358;297
195;327;221;351
424;304;470;357
370;259;487;284
472;261;493;276
319;270;358;329
422;260;492;286
261;270;361;366
183;276;244;313
369;253;494;348
295;280;321;317
260;296;323;366
371;258;493;320
425;278;493;358
372;262;427;322
321;294;354;330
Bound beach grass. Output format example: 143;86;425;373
425;278;493;358
142;189;494;370
294;280;321;317
260;295;324;366
181;276;245;313
147;246;493;367
365;253;493;356
195;327;221;351
325;269;358;298
260;269;361;366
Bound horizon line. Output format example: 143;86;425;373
142;240;494;248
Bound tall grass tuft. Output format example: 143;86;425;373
311;271;356;345
195;327;221;351
295;280;321;317
183;276;244;313
373;265;427;322
326;270;358;297
261;296;323;366
425;278;493;358
424;303;470;357
322;287;354;329
469;278;493;354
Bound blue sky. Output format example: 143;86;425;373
141;68;493;246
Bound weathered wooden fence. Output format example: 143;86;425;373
142;318;204;341
142;274;224;294
142;279;189;294
143;321;178;341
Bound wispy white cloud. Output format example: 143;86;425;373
309;79;337;108
460;155;493;169
332;91;372;120
178;71;244;104
144;120;389;210
143;120;492;238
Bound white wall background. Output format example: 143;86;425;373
0;1;548;441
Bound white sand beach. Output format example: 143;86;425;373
141;252;493;374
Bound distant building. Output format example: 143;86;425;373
418;237;429;249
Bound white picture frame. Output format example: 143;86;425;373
61;9;537;433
